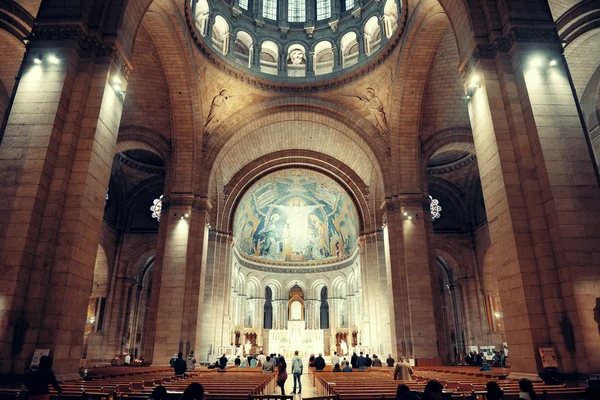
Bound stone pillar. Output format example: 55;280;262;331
0;35;128;377
465;39;600;375
383;197;440;360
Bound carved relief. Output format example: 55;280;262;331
205;88;232;134
344;87;390;138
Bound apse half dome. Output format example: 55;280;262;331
233;169;359;265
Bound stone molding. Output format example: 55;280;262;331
30;25;132;78
461;27;561;76
115;152;166;174
426;153;477;175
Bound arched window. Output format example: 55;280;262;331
239;0;249;10
194;0;210;36
316;0;331;20
260;41;279;75
383;0;399;38
364;16;382;55
314;41;333;75
320;286;329;329
263;0;277;20
234;31;254;67
289;0;306;22
342;0;354;12
340;32;359;68
212;16;230;55
264;286;273;329
287;44;306;77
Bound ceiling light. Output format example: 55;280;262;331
33;55;42;64
48;54;60;64
530;56;545;69
549;59;557;67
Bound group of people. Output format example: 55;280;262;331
395;378;538;400
465;350;506;368
169;351;198;375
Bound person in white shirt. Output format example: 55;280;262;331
331;351;340;367
257;352;267;366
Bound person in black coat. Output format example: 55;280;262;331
173;352;187;375
314;353;326;371
351;352;358;369
219;353;228;370
365;354;372;367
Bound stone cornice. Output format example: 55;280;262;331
116;152;165;174
461;27;561;76
426;154;477;175
30;24;132;78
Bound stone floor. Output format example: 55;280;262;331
271;370;317;397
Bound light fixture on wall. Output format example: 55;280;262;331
48;54;60;64
33;55;42;65
529;55;558;70
463;74;481;102
111;77;126;101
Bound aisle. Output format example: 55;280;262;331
271;368;317;397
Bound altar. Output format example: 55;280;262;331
268;320;324;358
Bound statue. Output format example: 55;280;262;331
205;89;231;133
340;339;348;356
244;340;252;355
345;88;390;138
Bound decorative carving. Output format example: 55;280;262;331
345;88;390;138
223;184;231;200
364;186;370;202
205;89;232;134
116;152;165;174
288;49;306;65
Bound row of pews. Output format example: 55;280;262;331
312;366;588;399
0;367;276;400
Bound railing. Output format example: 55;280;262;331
260;60;278;75
315;60;334;75
287;64;306;77
342;53;358;68
235;52;250;67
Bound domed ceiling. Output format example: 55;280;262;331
233;169;359;265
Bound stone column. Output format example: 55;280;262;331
0;35;128;377
465;38;600;375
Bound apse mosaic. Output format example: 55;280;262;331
234;169;359;264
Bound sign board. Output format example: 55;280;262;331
30;349;50;368
539;347;558;368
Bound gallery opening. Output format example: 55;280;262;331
0;0;599;395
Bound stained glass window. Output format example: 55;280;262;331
263;0;277;19
151;195;163;222
240;0;248;9
316;0;331;20
288;0;306;22
429;195;441;222
344;0;354;11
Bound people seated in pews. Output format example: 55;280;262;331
262;355;274;373
186;351;197;371
332;363;341;372
518;378;537;400
181;382;205;400
394;357;413;381
314;353;326;371
342;361;352;372
173;352;187;375
423;380;444;400
395;384;421;400
387;354;395;367
24;355;62;400
250;355;257;368
479;359;492;371
485;381;503;400
372;354;382;367
150;385;168;400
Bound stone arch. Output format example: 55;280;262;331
121;240;159;279
117;125;171;162
0;0;33;41
92;245;110;298
427;176;469;231
420;127;475;171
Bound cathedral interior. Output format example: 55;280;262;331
0;0;600;384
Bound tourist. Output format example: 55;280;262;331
262;355;274;373
342;361;352;372
393;357;413;381
386;354;395;367
24;356;62;400
518;378;537;400
247;354;253;366
181;382;204;400
499;351;506;368
372;354;382;367
218;353;228;370
333;363;341;372
465;352;472;366
314;353;326;371
234;355;241;366
250;356;257;368
365;354;372;367
485;381;503;400
357;352;367;370
292;350;303;394
278;355;288;395
309;353;316;368
173;352;187;376
257;351;266;366
150;386;168;400
186;351;196;371
331;351;340;367
169;353;178;367
480;359;492;371
351;352;358;369
422;380;444;400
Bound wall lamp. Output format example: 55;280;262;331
173;212;189;219
529;55;558;70
33;54;60;65
111;77;126;101
462;74;481;102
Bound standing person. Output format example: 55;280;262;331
357;352;367;370
169;353;178;367
351;352;358;369
186;351;197;371
291;350;303;394
422;380;444;400
365;354;372;367
314;353;326;371
393;357;413;381
331;351;340;367
262;355;274;373
309;354;315;368
386;354;395;367
234;356;241;366
257;351;266;366
277;356;288;395
518;378;537;400
24;356;62;400
500;351;506;368
173;352;187;375
372;354;383;367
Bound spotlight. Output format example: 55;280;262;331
403;212;408;216
48;54;60;64
530;56;545;69
113;83;122;92
468;74;480;89
184;213;189;218
33;55;42;65
407;216;412;220
549;59;557;67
